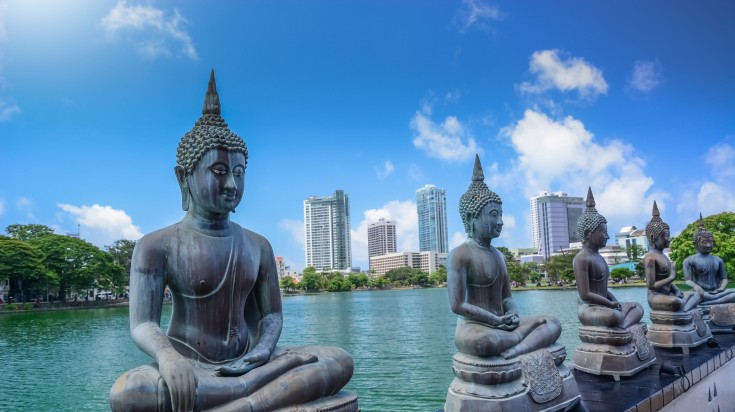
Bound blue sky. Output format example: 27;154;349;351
1;0;733;272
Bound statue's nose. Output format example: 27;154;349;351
224;172;238;192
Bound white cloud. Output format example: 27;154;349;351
58;203;143;247
678;143;735;217
629;60;663;93
0;197;5;216
501;109;660;222
454;0;502;33
375;161;395;179
351;200;419;267
411;109;480;162
99;1;197;60
450;231;466;249
519;50;608;100
279;219;305;247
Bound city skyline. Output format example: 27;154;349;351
0;1;733;272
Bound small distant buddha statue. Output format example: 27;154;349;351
644;202;701;312
683;214;735;332
574;188;644;329
683;214;735;306
445;155;579;411
109;71;357;412
644;203;710;353
572;188;654;380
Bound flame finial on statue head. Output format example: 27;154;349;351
459;154;502;233
645;201;669;243
176;70;248;175
577;187;607;243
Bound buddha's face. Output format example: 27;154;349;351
696;236;714;254
654;229;671;250
588;222;609;249
470;202;503;243
186;148;246;219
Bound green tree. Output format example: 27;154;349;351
610;267;633;282
0;237;56;301
368;275;390;290
670;212;735;280
300;267;324;292
545;251;578;283
105;239;136;295
625;244;646;261
385;266;415;287
429;265;447;285
496;246;516;263
347;273;369;289
5;224;55;242
30;234;116;301
279;275;296;292
326;277;352;292
410;271;431;287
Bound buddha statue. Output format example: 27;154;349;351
683;214;735;305
109;71;357;412
644;202;710;353
644;202;701;312
572;188;654;380
445;155;579;411
683;214;735;332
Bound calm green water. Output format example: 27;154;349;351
0;287;650;411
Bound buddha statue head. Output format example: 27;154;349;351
577;187;608;248
645;201;670;249
459;155;503;242
693;213;714;254
175;70;249;214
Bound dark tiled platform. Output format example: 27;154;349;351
571;333;735;412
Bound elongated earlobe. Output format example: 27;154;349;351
174;166;190;211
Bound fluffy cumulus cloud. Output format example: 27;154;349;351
454;0;502;33
58;203;143;247
279;219;305;247
375;160;395;179
501;109;661;222
99;1;197;60
519;50;608;100
350;200;419;267
411;108;480;162
678;143;735;217
629;60;664;93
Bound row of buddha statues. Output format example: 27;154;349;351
109;72;733;411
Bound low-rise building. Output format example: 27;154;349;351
369;251;448;276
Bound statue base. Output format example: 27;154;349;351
701;303;735;334
572;323;656;381
274;391;359;412
445;344;581;412
647;309;712;354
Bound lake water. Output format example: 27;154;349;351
0;287;651;411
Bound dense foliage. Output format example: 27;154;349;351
669;212;735;280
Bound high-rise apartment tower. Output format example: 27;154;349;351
367;218;397;259
416;184;448;253
530;190;585;259
304;190;352;271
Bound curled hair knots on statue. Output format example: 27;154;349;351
176;70;249;174
645;201;670;243
693;213;714;246
577;187;607;243
459;155;502;233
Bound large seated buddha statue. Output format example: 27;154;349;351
644;202;710;353
109;71;357;412
445;155;579;412
572;188;655;380
684;214;735;333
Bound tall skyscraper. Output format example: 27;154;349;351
530;191;585;259
304;190;352;271
416;184;448;253
368;218;397;260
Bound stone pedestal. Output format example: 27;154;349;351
702;303;735;334
274;391;359;412
647;309;711;354
445;344;580;412
572;323;656;381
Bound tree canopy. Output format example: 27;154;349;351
5;224;55;242
0;237;55;301
670;212;735;279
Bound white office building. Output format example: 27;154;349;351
304;190;352;271
368;218;397;259
416;184;449;253
369;251;448;276
530;191;585;259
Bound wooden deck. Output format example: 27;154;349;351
572;333;735;412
